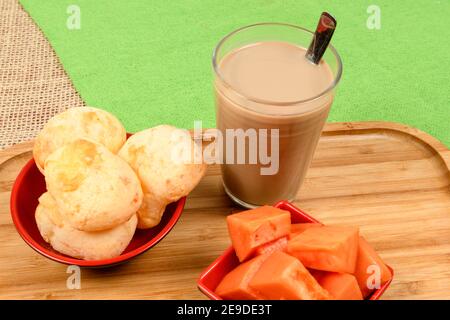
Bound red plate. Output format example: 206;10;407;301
197;200;394;300
10;158;186;268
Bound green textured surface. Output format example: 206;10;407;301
20;0;449;146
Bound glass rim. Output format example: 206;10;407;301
212;22;343;106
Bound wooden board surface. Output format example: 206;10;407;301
0;121;449;300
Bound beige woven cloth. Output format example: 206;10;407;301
0;0;85;150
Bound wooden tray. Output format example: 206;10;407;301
0;121;449;300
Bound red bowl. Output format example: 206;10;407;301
10;158;186;268
197;200;394;300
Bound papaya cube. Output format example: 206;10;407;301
248;251;330;300
290;223;321;239
354;237;392;298
254;236;288;256
287;226;359;273
227;206;291;262
312;271;363;300
215;254;268;300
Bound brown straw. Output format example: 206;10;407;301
306;12;337;64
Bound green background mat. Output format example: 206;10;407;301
20;0;449;146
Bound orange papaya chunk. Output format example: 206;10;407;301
287;226;359;273
248;251;330;300
227;206;291;262
254;236;288;256
312;271;363;300
354;237;392;298
215;254;269;300
289;223;321;239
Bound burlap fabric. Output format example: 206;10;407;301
0;0;85;150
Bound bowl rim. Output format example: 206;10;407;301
197;200;394;300
10;158;186;267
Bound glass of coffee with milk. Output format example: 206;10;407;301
212;16;342;208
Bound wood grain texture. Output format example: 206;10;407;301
0;121;449;300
